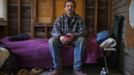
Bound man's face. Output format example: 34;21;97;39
64;2;75;15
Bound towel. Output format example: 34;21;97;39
129;0;134;28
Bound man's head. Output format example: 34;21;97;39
64;0;76;16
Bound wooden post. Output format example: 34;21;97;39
94;0;98;33
18;0;21;34
108;0;112;32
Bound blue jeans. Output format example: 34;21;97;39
48;37;86;70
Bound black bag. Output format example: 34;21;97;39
0;54;20;75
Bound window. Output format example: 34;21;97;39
0;0;7;20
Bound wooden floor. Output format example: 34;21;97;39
39;64;122;75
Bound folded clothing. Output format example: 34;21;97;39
8;34;30;41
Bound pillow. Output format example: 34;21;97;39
8;33;31;41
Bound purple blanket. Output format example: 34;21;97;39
0;35;102;69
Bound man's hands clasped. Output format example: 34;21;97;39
59;34;75;45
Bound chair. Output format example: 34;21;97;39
99;15;124;75
99;38;117;75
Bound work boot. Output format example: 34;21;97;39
49;69;62;75
73;70;87;75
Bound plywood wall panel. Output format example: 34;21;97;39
55;0;66;18
37;0;53;23
55;0;84;19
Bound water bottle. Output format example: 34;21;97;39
100;67;107;75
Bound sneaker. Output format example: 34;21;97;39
73;70;88;75
29;67;43;75
17;69;29;75
49;69;62;75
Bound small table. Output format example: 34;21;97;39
32;23;53;38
